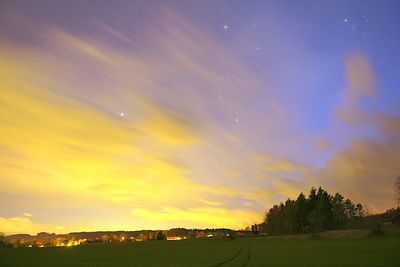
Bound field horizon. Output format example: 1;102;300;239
1;234;399;267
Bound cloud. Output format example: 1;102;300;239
374;113;400;140
0;216;66;235
254;153;312;174
0;11;271;234
0;37;195;202
337;51;378;125
132;206;262;229
315;137;400;211
247;57;400;211
312;50;400;211
345;51;378;99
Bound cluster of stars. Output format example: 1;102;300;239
341;16;368;37
217;4;372;126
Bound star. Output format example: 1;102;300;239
223;24;229;30
344;18;349;23
235;118;240;123
120;112;125;117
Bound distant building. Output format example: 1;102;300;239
166;236;186;241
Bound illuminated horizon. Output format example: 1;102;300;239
1;0;400;235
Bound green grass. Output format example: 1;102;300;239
0;239;242;267
0;237;399;266
248;237;400;266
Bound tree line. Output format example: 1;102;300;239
263;186;365;235
0;233;13;248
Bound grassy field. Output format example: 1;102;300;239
0;237;399;266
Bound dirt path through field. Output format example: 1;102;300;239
213;240;251;267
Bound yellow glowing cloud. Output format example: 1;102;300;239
132;206;262;229
0;43;195;199
0;4;317;235
0;19;266;234
0;216;66;235
137;109;200;146
253;153;312;179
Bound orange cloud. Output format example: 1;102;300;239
316;137;400;211
337;51;378;125
345;51;377;99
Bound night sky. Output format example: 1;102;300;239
1;0;400;234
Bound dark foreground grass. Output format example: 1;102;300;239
0;239;242;267
0;237;399;266
248;237;400;266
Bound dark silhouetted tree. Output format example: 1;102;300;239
396;175;400;205
0;232;9;248
295;193;309;233
156;231;166;240
355;203;364;217
263;186;365;235
315;187;334;231
344;199;355;219
331;193;346;229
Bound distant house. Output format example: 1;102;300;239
166;236;186;241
